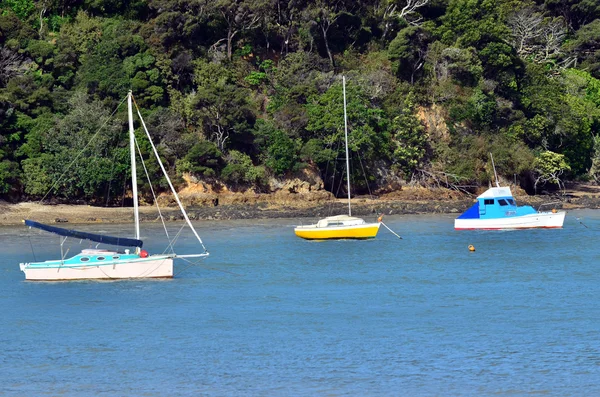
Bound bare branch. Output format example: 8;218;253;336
398;0;429;20
507;8;543;56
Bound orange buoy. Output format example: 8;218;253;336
140;249;149;258
468;244;475;252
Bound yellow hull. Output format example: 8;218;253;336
294;223;380;240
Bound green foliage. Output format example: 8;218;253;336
435;133;535;184
533;150;571;188
221;150;266;186
191;59;255;151
245;71;267;86
253;119;299;175
391;92;428;177
0;159;19;194
179;140;223;178
2;0;600;201
564;20;600;79
306;81;390;158
388;26;428;83
465;87;497;127
20;92;124;201
1;0;35;20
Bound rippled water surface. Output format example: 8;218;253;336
1;210;600;396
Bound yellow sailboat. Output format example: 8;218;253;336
294;77;381;240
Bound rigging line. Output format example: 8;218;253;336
132;96;208;253
133;135;174;253
356;150;373;198
162;224;186;255
327;140;343;216
39;95;128;205
105;144;121;206
27;233;37;262
323;137;336;195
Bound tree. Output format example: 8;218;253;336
391;91;428;177
190;60;255;152
253;119;299;175
20;92;124;201
305;77;391;193
209;0;265;61
377;0;430;39
533;150;570;192
388;25;428;84
178;140;223;178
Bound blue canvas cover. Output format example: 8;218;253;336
25;220;143;248
457;202;480;219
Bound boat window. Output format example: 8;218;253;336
112;256;120;260
498;199;508;206
80;257;90;262
97;256;105;261
484;199;494;205
507;199;516;205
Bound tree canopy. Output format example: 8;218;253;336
0;0;599;201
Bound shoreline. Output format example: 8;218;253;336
2;189;599;226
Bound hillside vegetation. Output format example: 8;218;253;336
1;0;599;203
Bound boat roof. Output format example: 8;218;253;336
323;215;364;221
477;186;513;199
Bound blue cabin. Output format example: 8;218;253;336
457;187;537;220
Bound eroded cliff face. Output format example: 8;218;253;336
161;166;333;208
417;104;450;143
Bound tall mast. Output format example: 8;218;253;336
128;91;140;242
343;76;351;217
490;152;500;188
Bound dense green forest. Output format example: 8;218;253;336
0;0;599;203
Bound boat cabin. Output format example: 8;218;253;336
315;215;366;228
457;187;537;220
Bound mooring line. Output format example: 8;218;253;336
381;222;402;239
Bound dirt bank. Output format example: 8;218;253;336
1;184;598;226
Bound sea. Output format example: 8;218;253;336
1;209;599;396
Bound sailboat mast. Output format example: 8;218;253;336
490;152;500;188
343;76;351;217
128;91;140;241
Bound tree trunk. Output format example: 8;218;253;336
321;25;335;68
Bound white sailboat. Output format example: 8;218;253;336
294;77;381;240
19;92;209;280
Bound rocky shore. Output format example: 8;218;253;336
1;184;599;226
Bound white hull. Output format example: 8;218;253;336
454;211;565;230
20;256;174;281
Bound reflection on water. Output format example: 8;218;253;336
1;210;600;396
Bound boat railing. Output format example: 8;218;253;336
537;201;562;212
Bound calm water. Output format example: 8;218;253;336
1;210;600;396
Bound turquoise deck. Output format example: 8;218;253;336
24;252;171;269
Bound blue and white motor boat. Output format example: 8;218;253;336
454;186;566;230
19;92;209;280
